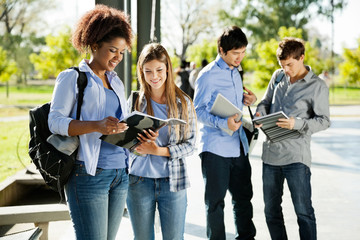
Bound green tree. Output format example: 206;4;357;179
339;38;360;86
1;0;53;83
0;33;45;84
185;39;218;66
0;46;18;97
219;0;347;43
249;27;326;88
30;28;83;79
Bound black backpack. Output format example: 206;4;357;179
28;67;87;201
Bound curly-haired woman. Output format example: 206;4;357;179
48;5;132;239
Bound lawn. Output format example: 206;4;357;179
0;85;53;117
0;84;359;183
0;120;31;183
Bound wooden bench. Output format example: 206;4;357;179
0;204;70;240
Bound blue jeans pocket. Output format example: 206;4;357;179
129;174;143;185
74;163;103;176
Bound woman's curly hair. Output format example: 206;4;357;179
72;4;132;53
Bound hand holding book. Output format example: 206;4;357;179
100;111;186;151
253;111;300;142
210;93;243;136
275;117;295;130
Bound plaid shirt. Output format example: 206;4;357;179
128;92;197;192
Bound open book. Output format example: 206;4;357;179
253;111;300;142
210;93;243;136
100;111;186;151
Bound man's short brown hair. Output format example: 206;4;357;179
276;37;305;61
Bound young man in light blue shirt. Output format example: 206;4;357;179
193;26;257;240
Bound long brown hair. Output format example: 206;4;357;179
136;43;194;140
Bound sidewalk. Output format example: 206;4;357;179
3;109;360;239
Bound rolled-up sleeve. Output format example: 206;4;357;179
48;70;78;136
168;98;197;159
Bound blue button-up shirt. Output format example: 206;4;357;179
194;55;249;157
48;59;129;175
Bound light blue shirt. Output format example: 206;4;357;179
129;99;170;178
48;59;129;175
194;55;249;157
127;92;196;192
98;88;127;169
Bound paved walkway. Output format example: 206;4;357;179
2;106;360;239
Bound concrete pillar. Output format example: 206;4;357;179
137;0;161;58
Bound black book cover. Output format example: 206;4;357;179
100;111;186;151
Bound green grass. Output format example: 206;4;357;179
0;85;53;117
0;120;32;183
0;85;53;105
328;87;360;105
0;85;53;182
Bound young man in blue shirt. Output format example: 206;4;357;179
193;26;257;240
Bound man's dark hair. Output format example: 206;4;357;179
217;26;248;55
276;37;305;61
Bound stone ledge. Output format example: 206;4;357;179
0;204;70;225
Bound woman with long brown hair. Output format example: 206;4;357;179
126;43;196;240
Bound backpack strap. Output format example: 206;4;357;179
274;70;284;89
69;67;88;120
131;91;139;112
271;70;285;105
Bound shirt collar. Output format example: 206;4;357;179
79;59;118;79
303;65;314;82
215;54;232;70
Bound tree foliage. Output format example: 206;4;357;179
1;0;53;83
247;27;326;88
0;46;18;83
30;28;83;79
219;0;347;43
339;38;360;86
185;39;218;66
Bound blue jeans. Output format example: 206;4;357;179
126;175;187;240
200;151;256;240
263;163;316;240
65;162;128;240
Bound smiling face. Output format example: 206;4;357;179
142;59;167;94
91;37;127;72
220;46;246;69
